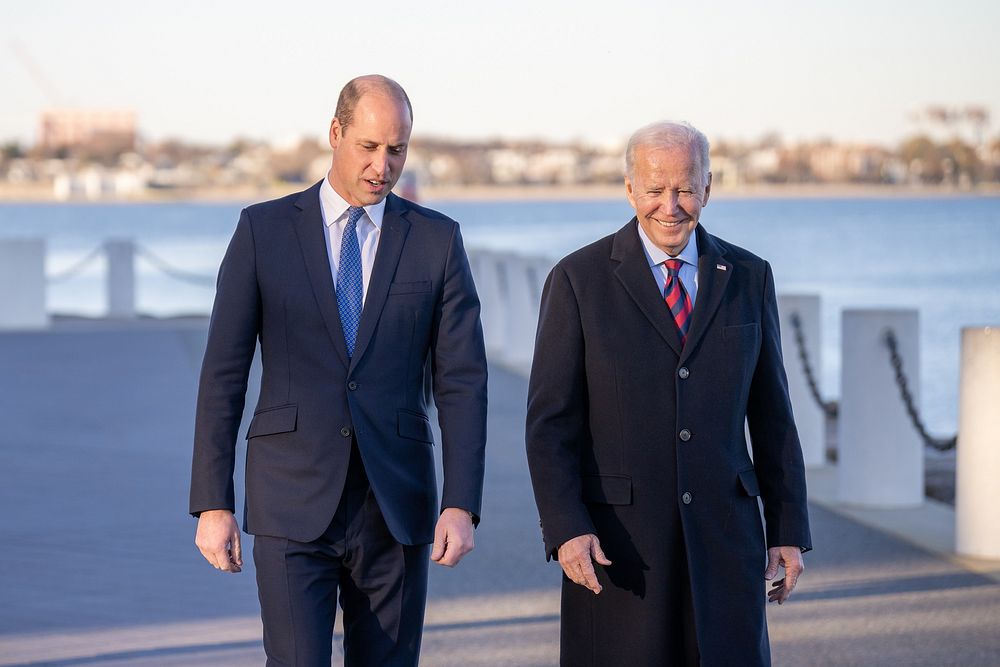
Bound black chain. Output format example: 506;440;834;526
883;329;957;451
789;312;839;418
136;245;216;287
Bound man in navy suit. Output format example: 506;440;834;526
190;75;487;666
526;121;810;666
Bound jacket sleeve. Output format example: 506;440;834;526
746;261;812;551
189;209;261;517
525;264;596;559
430;223;488;522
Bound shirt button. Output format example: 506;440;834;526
340;427;352;438
678;367;690;379
348;381;358;390
679;429;692;442
682;492;693;505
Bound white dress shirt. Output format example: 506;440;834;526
319;177;385;305
637;222;700;306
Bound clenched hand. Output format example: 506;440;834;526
195;509;242;573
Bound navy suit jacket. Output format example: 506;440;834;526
190;182;488;545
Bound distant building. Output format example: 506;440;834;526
38;109;137;150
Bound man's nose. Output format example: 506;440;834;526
371;150;389;176
658;191;681;215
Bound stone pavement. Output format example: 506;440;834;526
1;318;998;666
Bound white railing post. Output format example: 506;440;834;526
777;294;826;467
469;250;509;359
105;239;136;319
0;239;48;330
838;309;923;507
956;326;1000;560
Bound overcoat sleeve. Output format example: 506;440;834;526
525;264;596;558
747;262;812;551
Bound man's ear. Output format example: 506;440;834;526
625;175;637;210
329;118;343;150
702;172;712;206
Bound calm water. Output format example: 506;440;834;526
2;196;999;435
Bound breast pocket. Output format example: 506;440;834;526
722;322;760;342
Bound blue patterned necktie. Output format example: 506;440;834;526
337;206;365;357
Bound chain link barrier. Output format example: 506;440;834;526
789;312;839;419
135;245;216;287
883;329;957;451
46;245;105;284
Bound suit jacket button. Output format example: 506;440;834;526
678;367;690;379
679;428;692;442
340;427;352;437
682;491;693;505
348;381;358;390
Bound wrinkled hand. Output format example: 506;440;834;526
431;507;475;567
765;545;804;603
558;534;612;594
195;509;243;573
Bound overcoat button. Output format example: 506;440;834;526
679;429;691;442
340;427;352;437
678;367;690;379
348;381;358;390
682;492;693;504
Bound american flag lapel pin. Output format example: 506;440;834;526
716;264;727;271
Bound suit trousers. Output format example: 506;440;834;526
253;441;431;666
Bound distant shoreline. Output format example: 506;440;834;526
2;182;999;204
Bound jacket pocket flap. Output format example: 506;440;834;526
389;280;432;295
582;474;632;505
738;468;761;496
398;409;433;443
247;404;297;439
723;322;760;340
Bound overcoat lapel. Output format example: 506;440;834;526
292;182;350;369
681;224;731;363
611;219;683;358
349;193;410;370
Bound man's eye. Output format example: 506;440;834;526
390;146;405;155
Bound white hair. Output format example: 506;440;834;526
625;121;711;183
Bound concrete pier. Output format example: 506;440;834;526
1;318;999;666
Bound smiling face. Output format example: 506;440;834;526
625;143;711;256
327;91;412;207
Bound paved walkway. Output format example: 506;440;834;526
1;319;998;666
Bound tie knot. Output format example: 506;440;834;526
664;259;683;276
347;206;365;227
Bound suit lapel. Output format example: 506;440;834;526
611;219;683;357
681;224;731;363
349;193;410;370
292;181;350;368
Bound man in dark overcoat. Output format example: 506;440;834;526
526;120;811;666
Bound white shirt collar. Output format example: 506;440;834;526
637;221;700;268
319;176;386;229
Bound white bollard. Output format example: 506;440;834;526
956;326;1000;559
469;250;509;359
105;239;136;319
503;254;541;371
838;309;923;507
777;294;826;468
0;239;48;329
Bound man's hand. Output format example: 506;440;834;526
765;545;804;604
431;507;475;567
558;534;612;594
195;509;242;573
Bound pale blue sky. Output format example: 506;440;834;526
3;0;998;146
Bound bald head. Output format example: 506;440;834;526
335;75;413;132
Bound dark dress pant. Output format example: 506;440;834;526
253;442;430;666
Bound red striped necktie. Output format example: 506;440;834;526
664;259;693;345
